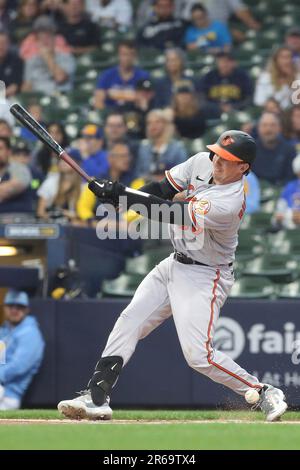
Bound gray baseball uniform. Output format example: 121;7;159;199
102;152;261;395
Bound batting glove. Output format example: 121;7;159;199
88;178;126;207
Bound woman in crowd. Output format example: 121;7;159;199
136;109;187;177
154;48;194;108
34;122;69;176
36;158;82;222
254;46;300;110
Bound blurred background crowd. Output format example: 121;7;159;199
0;0;300;299
0;0;300;225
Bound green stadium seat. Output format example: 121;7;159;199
259;181;282;203
201;125;228;147
260;200;277;214
229;276;276;299
221;111;254;130
242;254;299;284
101;273;144;298
235;230;264;262
138;48;164;69
16;91;46;107
268;230;300;257
240;212;273;232
125;247;173;276
67;89;93;106
278;281;300;299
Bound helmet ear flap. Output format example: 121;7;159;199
209;151;214;161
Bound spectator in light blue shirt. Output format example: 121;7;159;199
244;171;260;214
0;290;45;410
275;154;300;229
94;39;149;111
184;3;231;53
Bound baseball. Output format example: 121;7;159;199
245;389;260;404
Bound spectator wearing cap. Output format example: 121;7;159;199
0;290;44;410
94;40;149;111
184;3;231;54
37;155;82;222
10;0;40;44
199;51;253;114
124;79;156;140
285;27;300;69
35;122;70;176
78;124;108;177
172;82;207;139
22;16;76;94
252;112;296;185
0;137;33;213
136;109;187;178
275;154;300;229
137;0;186;51
77;142;135;221
20;15;71;61
58;0;101;56
0;31;24;98
86;0;133;31
154;48;194;108
254;46;300;110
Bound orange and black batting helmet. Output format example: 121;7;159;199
207;130;256;165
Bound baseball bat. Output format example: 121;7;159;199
10;103;92;183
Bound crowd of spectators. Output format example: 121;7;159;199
0;0;299;230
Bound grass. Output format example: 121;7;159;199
0;410;300;450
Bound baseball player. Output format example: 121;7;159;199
58;130;287;422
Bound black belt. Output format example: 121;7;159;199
174;251;233;267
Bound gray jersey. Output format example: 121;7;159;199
166;152;246;265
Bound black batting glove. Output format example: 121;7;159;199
88;178;126;207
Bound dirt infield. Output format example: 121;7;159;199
1;418;300;425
